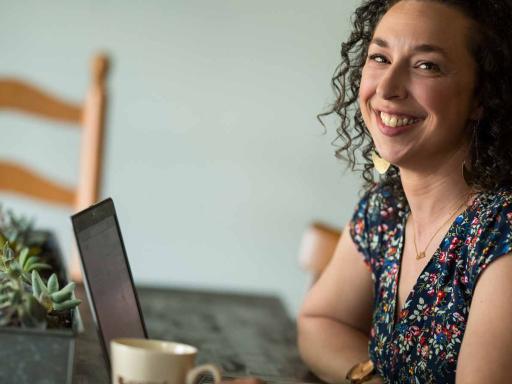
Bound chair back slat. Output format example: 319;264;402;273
0;79;82;123
0;161;75;206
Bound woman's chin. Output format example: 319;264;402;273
374;150;406;167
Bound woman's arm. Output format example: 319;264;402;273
298;225;375;383
456;254;512;383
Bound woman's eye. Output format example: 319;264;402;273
417;62;441;72
368;54;388;64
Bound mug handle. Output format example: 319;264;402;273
186;363;222;384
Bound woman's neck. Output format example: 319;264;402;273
398;148;473;237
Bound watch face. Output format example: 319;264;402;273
349;360;375;380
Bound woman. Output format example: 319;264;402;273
298;0;512;383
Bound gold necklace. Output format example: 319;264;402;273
411;198;468;260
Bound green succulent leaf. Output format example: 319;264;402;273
26;262;51;272
7;262;22;279
3;243;13;261
19;248;29;268
47;274;59;294
53;299;81;312
31;270;47;298
20;271;31;284
38;292;53;312
50;282;76;303
23;256;40;271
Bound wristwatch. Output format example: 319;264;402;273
345;359;375;384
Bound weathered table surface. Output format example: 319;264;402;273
73;285;316;384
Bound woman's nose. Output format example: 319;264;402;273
376;65;408;100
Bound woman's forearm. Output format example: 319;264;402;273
298;315;371;384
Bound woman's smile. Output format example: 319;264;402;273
373;109;423;137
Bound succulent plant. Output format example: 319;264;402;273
31;271;81;313
0;207;81;329
0;263;48;328
0;242;51;284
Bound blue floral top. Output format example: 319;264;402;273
349;183;512;383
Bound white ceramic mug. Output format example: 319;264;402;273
110;338;222;384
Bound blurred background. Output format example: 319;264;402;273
0;0;362;315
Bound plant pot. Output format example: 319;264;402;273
0;232;80;384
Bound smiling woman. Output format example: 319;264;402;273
359;1;480;174
298;1;512;384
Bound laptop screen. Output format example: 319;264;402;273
72;198;147;364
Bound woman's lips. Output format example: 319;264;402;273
375;110;422;137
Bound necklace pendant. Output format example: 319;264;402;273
416;251;426;260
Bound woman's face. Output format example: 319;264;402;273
359;0;481;169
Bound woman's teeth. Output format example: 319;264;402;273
380;111;420;127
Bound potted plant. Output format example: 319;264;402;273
0;207;81;384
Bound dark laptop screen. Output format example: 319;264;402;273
72;199;147;364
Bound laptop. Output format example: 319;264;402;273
72;198;321;383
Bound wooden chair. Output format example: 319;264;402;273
298;222;341;285
0;53;109;280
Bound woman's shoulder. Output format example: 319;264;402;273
471;186;512;224
354;181;407;222
350;181;406;273
350;182;405;245
455;187;512;293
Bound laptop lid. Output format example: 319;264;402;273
71;198;147;366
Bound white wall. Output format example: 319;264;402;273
0;0;363;315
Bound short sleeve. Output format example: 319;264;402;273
348;183;406;282
349;190;373;266
348;184;396;271
466;193;512;293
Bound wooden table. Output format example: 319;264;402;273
72;285;319;384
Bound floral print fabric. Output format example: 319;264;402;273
349;184;512;383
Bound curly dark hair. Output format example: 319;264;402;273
320;0;512;193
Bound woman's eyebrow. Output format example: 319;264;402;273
370;37;448;57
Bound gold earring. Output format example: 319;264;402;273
372;151;390;174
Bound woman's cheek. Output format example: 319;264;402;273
358;77;376;122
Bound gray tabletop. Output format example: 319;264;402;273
73;285;316;384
